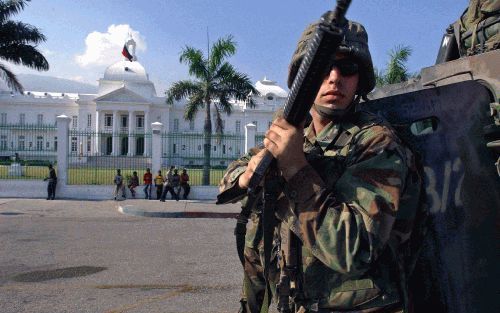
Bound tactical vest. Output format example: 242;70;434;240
454;0;500;56
280;110;427;312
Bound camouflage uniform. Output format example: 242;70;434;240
218;18;423;313
454;0;500;56
218;109;422;312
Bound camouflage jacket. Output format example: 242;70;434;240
218;110;422;311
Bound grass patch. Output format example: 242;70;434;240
0;165;226;186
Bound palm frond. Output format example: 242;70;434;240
179;46;208;79
215;94;231;116
385;45;412;84
0;43;48;70
165;80;203;104
0;0;29;24
213;62;236;81
0;62;23;92
215;67;258;106
389;45;412;64
184;92;204;121
0;20;47;45
209;35;236;72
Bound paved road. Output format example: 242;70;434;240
0;198;248;313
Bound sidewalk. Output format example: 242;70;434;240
0;197;241;219
117;198;241;218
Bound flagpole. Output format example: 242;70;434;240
207;26;210;60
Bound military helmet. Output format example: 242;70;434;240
287;20;376;95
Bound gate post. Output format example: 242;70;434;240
56;115;71;185
151;122;163;174
245;123;256;153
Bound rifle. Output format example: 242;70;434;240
246;0;352;194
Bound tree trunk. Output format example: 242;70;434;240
202;99;212;186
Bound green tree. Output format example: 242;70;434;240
0;0;49;93
166;35;257;185
375;45;416;87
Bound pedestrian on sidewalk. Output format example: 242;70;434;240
160;166;178;201
180;168;190;200
154;170;164;200
143;168;153;199
43;164;57;200
172;168;181;201
114;169;126;200
128;171;139;198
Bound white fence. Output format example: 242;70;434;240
0;116;257;200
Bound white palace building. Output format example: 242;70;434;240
0;39;287;166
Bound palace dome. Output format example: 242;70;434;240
255;77;287;98
98;59;156;98
103;60;149;82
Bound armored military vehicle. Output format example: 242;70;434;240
364;19;499;313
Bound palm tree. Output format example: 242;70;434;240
166;35;257;185
375;45;416;87
0;0;49;93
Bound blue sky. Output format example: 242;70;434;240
10;0;468;93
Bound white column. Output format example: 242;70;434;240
112;110;119;156
245;123;256;153
144;110;150;156
128;111;134;156
95;111;101;155
151;122;163;174
56;115;71;185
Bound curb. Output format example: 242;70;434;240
118;205;238;219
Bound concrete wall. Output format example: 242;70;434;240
0;180;219;200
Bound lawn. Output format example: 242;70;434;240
0;165;226;186
0;165;49;180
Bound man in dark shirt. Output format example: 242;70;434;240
44;164;57;200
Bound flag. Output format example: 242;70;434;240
122;45;133;61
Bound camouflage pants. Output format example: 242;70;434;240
240;211;280;313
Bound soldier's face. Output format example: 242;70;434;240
314;54;359;110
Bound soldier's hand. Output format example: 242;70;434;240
238;149;267;189
264;117;308;181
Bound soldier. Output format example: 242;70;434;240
218;19;423;313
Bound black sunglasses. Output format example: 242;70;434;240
329;59;359;76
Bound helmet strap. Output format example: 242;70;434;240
312;95;361;122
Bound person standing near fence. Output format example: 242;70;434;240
143;168;153;200
128;171;139;198
171;169;181;201
180;169;190;200
44;164;57;200
160;166;178;201
114;169;125;200
154;170;164;200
